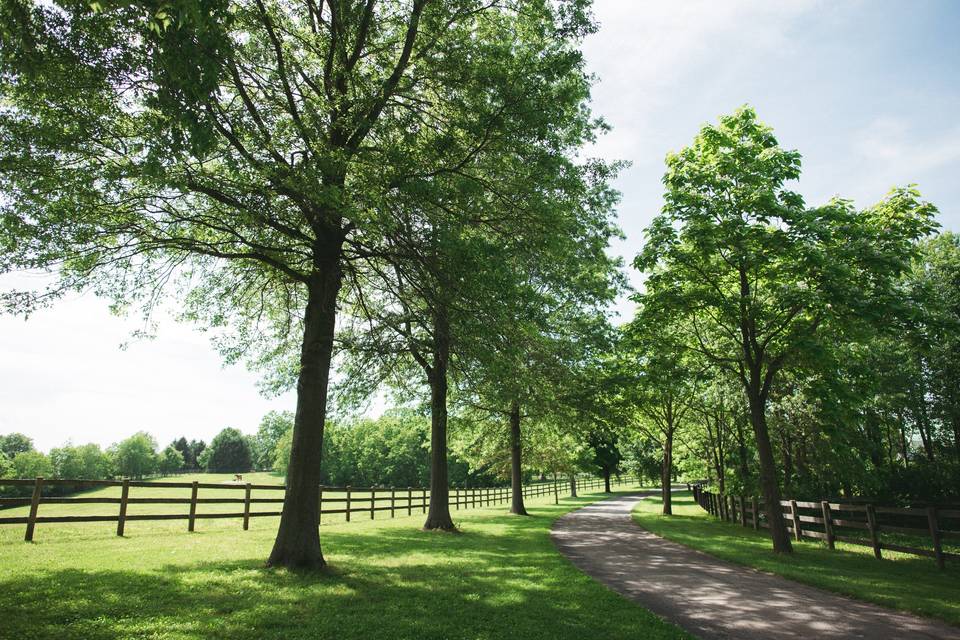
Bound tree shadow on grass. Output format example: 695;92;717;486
2;493;689;640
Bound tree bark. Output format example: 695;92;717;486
268;248;343;569
747;386;793;553
509;400;528;515
661;428;673;515
898;410;909;467
735;419;751;488
569;473;577;498
602;466;611;493
423;305;455;531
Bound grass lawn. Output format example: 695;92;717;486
632;491;960;626
1;483;690;640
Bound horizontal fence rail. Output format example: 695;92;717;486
1;475;625;542
688;484;960;569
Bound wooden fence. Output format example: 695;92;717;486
1;474;624;542
688;484;960;569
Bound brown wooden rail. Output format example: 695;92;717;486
2;474;623;541
688;484;959;569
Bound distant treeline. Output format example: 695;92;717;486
0;409;510;497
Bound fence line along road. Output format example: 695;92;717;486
689;484;960;569
1;475;626;542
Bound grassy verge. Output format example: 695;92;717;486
1;485;690;640
632;491;960;626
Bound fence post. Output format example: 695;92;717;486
346;486;352;522
739;496;747;527
188;481;199;532
790;500;802;541
821;501;834;550
390;487;396;519
927;507;945;569
554;479;559;505
422;488;427;514
370;488;376;520
865;504;881;559
117;478;130;537
24;476;43;542
455;487;459;510
407;487;412;516
318;486;323;524
752;496;759;530
242;482;251;531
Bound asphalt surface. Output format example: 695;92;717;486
551;492;960;640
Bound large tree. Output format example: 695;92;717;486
1;0;599;566
634;107;937;552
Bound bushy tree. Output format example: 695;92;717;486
202;428;253;473
0;433;33;459
111;432;159;479
253;411;293;471
159;445;185;475
11;450;53;478
49;443;110;479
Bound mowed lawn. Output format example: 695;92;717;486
632;491;960;626
1;482;690;640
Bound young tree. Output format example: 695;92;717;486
615;320;698;515
634;107;938;551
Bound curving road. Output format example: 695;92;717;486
550;492;960;640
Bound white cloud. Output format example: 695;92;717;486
583;0;827;162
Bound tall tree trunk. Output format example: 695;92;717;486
661;428;674;515
424;306;455;531
602;466;611;493
780;431;794;493
509;400;528;515
735;418;750;488
268;252;343;569
953;417;960;463
569;473;577;498
898;411;909;467
747;387;792;553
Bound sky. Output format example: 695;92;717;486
2;0;959;451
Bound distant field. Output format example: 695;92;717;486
0;472;570;542
0;483;691;640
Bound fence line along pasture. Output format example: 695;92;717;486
1;475;623;542
688;484;960;569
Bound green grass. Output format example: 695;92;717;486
0;483;690;640
632;491;960;626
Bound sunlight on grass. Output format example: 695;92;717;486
1;485;690;640
632;491;960;626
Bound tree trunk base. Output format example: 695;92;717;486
510;506;529;516
423;517;458;532
266;546;326;570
